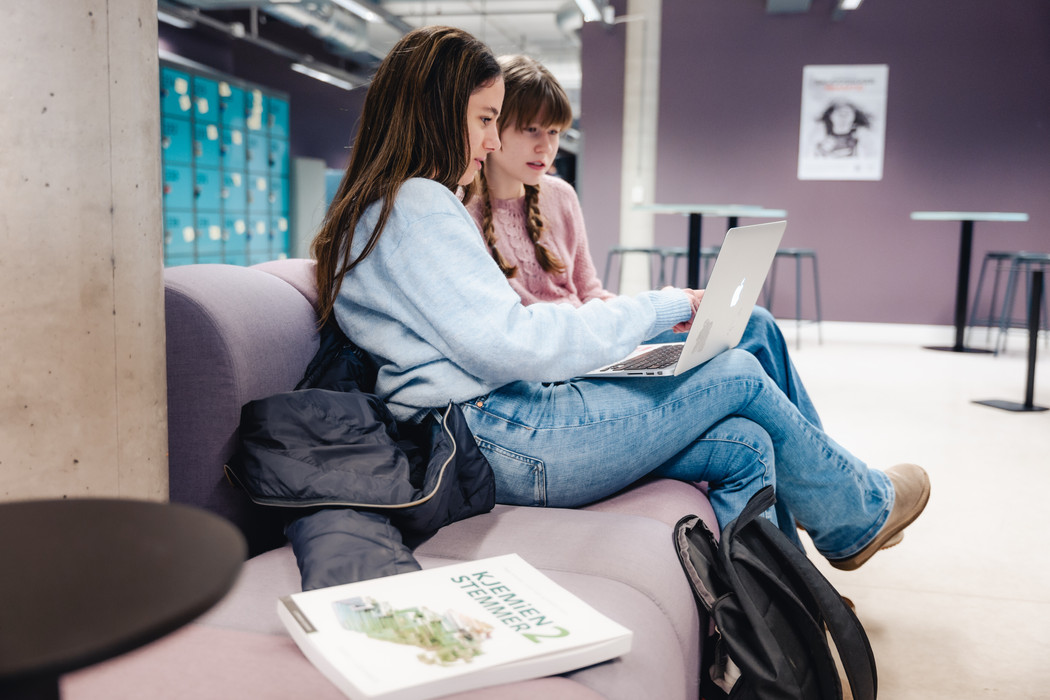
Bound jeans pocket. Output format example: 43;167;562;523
474;437;547;507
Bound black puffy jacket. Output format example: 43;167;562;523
225;321;495;590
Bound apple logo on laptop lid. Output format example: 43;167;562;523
730;278;746;307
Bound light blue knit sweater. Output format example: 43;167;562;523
333;178;692;420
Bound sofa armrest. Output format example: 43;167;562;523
165;263;320;555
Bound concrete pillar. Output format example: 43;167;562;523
618;0;661;294
0;1;168;500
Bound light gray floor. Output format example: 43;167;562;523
777;320;1050;699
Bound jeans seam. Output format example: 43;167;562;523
466;375;763;432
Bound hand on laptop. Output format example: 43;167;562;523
671;288;705;333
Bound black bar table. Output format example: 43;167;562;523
0;498;246;699
910;211;1029;353
635;204;787;288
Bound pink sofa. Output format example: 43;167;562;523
63;259;720;700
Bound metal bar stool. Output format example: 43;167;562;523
604;246;668;292
966;250;1024;346
994;252;1050;355
762;248;823;348
665;246;721;288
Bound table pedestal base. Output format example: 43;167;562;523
922;344;994;354
973;398;1047;413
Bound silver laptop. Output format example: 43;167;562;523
583;220;786;378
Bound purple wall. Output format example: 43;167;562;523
581;0;1050;324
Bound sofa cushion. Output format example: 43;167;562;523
62;623;604;700
197;504;701;700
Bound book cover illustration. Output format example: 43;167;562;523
332;595;494;666
278;554;632;700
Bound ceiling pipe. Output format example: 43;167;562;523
158;1;372;87
163;0;409;65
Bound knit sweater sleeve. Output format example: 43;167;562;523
543;176;617;304
334;179;693;415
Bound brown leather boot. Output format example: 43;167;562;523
829;463;931;572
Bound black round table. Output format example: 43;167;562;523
0;498;246;699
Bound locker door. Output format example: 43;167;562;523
193;122;222;169
222;211;248;266
221;127;246;171
221;171;247;212
161;116;193;166
195;211;224;263
163;209;196;263
267;95;289;139
246;132;268;174
219;81;246;131
160;66;193;118
267;137;289;175
192;75;220;124
247;215;271;264
162;164;194;211
194;167;222;212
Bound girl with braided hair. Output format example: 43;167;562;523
467;55;615;308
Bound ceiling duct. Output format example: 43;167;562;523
167;0;410;65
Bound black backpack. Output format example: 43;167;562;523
674;486;877;700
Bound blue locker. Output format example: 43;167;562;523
223;211;249;266
161;116;193;166
165;255;197;267
271;215;290;259
194;167;222;212
163;209;196;259
193;122;221;168
247;216;271;263
221;171;247;211
220;128;246;171
192;75;220;124
245;88;267;132
160;66;193;117
267;137;289;174
163;164;194;211
219;81;246;131
267;95;290;138
247;173;269;210
246;132;268;174
268;175;289;213
195;211;224;262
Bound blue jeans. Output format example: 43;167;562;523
649;306;818;545
461;307;893;560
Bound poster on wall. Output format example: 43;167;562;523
797;64;888;181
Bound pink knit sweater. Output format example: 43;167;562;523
466;175;617;307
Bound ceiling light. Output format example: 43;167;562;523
330;0;380;23
158;8;195;29
574;0;603;23
291;62;361;91
837;0;864;9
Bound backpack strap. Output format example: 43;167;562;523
729;487;877;700
751;516;877;700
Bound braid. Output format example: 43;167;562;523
524;183;566;275
479;170;517;278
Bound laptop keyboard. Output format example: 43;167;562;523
602;344;683;372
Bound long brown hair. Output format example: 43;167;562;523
312;26;501;326
480;55;573;278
